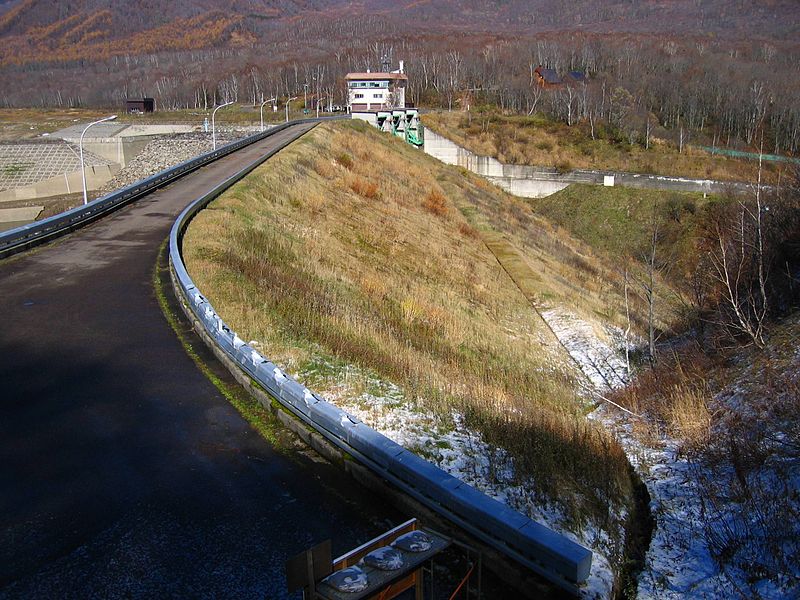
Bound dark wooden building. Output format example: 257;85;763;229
533;66;562;88
564;71;587;85
125;98;155;113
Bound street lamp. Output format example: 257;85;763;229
285;97;297;123
80;114;117;205
260;97;276;132
212;101;234;150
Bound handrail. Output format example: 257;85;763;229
168;119;592;596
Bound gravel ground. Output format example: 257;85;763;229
102;128;261;191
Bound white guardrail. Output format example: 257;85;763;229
167;120;593;594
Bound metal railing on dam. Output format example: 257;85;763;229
0;118;331;259
168;120;593;595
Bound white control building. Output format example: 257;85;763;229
345;61;423;147
346;61;407;113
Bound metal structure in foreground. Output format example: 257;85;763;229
287;519;455;600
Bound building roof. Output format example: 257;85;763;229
534;66;561;84
566;71;587;83
346;72;408;81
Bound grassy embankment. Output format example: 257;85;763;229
550;183;800;594
527;182;725;422
530;178;797;464
182;120;638;541
523;164;800;593
423;111;780;183
533;183;718;306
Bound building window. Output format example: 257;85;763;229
373;93;383;99
354;93;364;99
348;81;389;89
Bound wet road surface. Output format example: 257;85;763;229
0;124;401;598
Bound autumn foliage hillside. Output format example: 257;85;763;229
1;0;799;69
0;6;252;66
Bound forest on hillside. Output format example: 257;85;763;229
1;3;799;157
0;15;800;154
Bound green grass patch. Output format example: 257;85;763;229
2;162;31;175
153;238;290;451
531;184;718;289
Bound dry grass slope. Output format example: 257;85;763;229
424;111;781;184
183;120;637;533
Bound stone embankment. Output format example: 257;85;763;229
102;129;260;191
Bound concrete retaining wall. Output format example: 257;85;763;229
489;177;570;197
423;128;753;197
0;163;121;203
74;136;153;168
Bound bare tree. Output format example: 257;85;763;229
632;203;668;364
707;146;769;348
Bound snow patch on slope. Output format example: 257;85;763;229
300;362;619;600
542;308;629;392
546;307;800;599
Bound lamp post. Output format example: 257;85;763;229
212;101;234;150
285;97;297;123
260;97;277;132
80;114;117;205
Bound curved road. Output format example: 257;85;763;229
0;124;400;598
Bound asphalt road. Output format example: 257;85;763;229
0;124;401;599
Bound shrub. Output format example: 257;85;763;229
335;152;354;170
667;383;711;448
423;189;448;217
314;157;335;178
349;176;380;199
555;159;573;174
459;222;479;238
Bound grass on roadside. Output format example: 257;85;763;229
153;239;291;450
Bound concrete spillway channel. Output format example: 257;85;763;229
0;123;411;597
